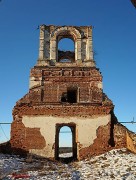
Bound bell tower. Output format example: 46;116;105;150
37;25;95;67
11;25;115;160
29;25;104;105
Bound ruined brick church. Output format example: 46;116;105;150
10;25;136;160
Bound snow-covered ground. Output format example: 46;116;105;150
59;152;73;158
0;148;136;179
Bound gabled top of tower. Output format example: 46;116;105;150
37;25;95;67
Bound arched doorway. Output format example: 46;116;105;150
59;126;73;158
55;123;77;162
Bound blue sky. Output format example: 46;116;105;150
59;126;72;147
0;0;136;143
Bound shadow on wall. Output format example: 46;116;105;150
111;111;136;154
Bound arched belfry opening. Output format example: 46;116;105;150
58;38;75;63
36;25;96;66
55;30;78;63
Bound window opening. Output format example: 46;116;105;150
67;89;77;103
61;88;77;103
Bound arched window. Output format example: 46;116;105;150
57;38;75;62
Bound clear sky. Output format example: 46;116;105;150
0;0;136;143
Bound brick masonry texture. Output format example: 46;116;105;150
10;25;136;159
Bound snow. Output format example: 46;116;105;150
0;148;136;179
59;152;73;158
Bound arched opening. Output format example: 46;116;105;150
55;123;77;162
57;38;75;62
59;126;73;158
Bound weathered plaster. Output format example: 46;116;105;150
22;115;110;157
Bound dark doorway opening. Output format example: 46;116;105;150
55;123;77;163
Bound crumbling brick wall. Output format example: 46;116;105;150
79;114;136;159
10;25;136;159
11;115;46;154
29;67;103;104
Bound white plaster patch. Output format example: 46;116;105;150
22;115;110;158
98;82;103;89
